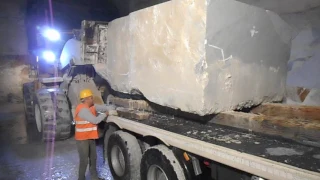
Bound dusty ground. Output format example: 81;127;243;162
0;103;113;180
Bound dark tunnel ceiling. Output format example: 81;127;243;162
26;0;170;29
25;0;320;51
26;0;320;30
25;0;169;50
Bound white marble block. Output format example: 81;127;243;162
96;0;292;115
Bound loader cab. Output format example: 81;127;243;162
29;26;74;89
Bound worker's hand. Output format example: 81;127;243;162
106;109;118;116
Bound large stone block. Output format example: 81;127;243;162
96;0;292;115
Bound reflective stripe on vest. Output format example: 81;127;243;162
75;120;90;125
75;127;98;132
74;103;99;140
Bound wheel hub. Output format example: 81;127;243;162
35;105;42;132
147;165;168;180
111;145;126;176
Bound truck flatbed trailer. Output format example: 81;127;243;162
105;101;320;180
23;18;320;179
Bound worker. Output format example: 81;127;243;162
74;89;112;180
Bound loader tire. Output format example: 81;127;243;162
23;82;35;123
34;88;72;141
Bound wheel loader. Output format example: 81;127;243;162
22;26;76;141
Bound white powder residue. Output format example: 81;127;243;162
204;134;242;144
266;147;304;156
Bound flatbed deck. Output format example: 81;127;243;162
142;114;320;173
108;113;320;180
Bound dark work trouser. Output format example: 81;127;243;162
76;139;98;180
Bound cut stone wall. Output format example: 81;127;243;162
0;0;29;103
96;0;292;115
281;6;320;106
0;56;31;103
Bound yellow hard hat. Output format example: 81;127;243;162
80;89;93;99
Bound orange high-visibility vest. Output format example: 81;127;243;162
74;103;99;140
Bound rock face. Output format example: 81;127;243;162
278;6;320;106
0;56;31;103
95;0;292;115
282;6;320;90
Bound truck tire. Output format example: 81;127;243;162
104;124;118;161
138;140;150;153
23;82;35;123
107;131;142;180
140;145;186;180
34;88;72;141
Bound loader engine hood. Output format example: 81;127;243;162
59;38;82;69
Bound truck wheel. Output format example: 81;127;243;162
104;124;118;161
23;82;35;123
107;131;142;180
141;145;186;180
34;88;72;141
138;140;150;153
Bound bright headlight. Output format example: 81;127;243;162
42;51;56;62
43;28;61;41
